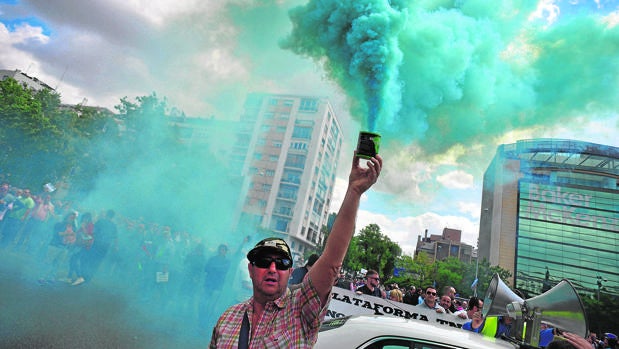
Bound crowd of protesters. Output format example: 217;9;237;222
0;179;252;336
2;178;616;347
337;271;617;348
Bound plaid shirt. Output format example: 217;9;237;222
209;276;329;348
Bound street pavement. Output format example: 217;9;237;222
0;249;205;348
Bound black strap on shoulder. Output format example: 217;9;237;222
238;310;250;349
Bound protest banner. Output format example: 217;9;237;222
326;286;468;329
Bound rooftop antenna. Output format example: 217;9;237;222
55;65;69;90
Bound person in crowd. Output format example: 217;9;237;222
68;212;94;286
178;242;207;313
605;333;619;349
417;287;445;313
199;243;233;333
209;151;382;348
403;285;417;305
538;322;555;347
152;226;176;307
463;296;483;320
462;311;514;338
21;194;55;255
288;253;319;286
2;188;34;249
12;188;36;250
0;182;16;245
39;211;78;284
415;287;424;304
389;284;403;302
0;182;15;223
547;332;598;349
88;209;118;280
231;240;254;303
334;271;352;290
441;285;458;312
586;332;600;349
439;294;466;318
356;269;386;298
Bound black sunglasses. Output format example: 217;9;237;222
426;291;437;296
252;256;292;270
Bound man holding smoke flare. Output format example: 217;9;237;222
209;150;383;348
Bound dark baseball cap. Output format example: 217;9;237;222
247;237;292;264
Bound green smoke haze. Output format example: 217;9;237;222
282;0;619;155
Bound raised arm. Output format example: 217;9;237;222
309;152;382;304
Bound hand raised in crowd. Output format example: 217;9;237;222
470;310;484;329
558;332;593;349
349;152;382;195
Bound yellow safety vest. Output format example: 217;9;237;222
481;316;499;338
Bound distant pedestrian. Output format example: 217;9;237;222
288;253;319;287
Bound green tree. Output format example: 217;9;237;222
386;253;416;287
435;256;466;292
0;78;67;188
455;258;512;299
411;251;436;289
582;292;618;335
343;223;402;279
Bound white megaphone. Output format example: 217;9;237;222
483;273;524;318
507;278;588;347
483;273;588;347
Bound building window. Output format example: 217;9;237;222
272;218;289;232
291;142;308;151
285;154;306;169
292;126;312;139
278;184;298;200
282;169;302;184
299;98;318;112
278;205;292;216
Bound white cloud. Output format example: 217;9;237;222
458;202;481;219
529;0;561;26
436;170;474;190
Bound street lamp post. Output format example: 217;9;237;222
596;276;607;301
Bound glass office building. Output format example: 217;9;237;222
478;139;618;299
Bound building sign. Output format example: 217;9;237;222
326;286;468;329
522;183;618;232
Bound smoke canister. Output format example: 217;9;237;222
356;131;381;159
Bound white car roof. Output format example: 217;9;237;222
315;315;518;349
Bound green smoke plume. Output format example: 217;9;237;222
281;0;619;155
281;0;408;132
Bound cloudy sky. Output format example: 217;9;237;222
2;0;618;255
